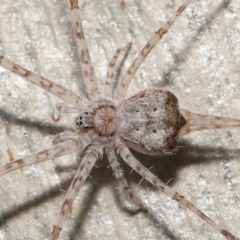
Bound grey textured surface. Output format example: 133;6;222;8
0;0;240;239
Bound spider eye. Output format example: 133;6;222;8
84;112;88;115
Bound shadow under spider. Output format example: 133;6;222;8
0;135;238;239
155;0;231;88
0;107;73;136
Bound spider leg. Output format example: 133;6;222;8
51;100;88;122
0;56;81;105
52;132;89;146
104;43;132;98
179;109;240;136
51;95;88;122
50;146;101;240
69;0;99;99
55;101;87;114
107;150;146;212
0;139;84;176
117;144;237;240
116;0;192;99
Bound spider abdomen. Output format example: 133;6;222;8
117;89;186;155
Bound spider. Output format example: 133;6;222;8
2;0;238;239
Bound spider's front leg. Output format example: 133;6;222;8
0;56;82;106
69;0;99;99
0;55;89;124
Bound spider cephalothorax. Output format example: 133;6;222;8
75;98;117;144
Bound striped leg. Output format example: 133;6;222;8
116;0;192;99
50;147;100;240
118;144;237;240
69;0;99;99
179;109;240;136
107;150;146;212
0;139;82;176
105;43;132;98
0;56;81;105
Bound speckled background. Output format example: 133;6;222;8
0;0;240;239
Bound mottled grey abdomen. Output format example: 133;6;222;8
117;89;186;155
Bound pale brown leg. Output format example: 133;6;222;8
107;150;146;212
104;43;132;98
50;147;100;240
179;109;240;136
118;144;237;240
0;139;82;176
69;0;99;99
116;0;192;99
0;56;81;105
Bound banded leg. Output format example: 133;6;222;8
118;144;237;240
50;147;100;240
107;150;146;211
69;0;99;99
52;132;90;146
51;101;86;122
179;109;240;136
0;139;82;176
0;56;81;105
55;102;87;113
116;0;192;99
104;43;132;98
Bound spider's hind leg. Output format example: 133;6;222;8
107;150;147;212
118;144;237;240
0;56;81;105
